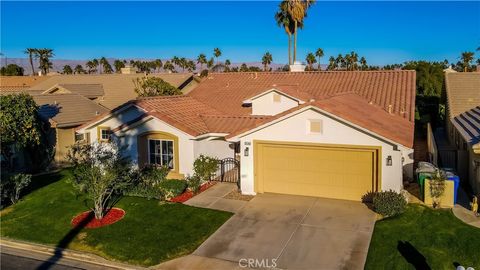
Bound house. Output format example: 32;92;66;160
1;73;196;163
77;70;416;201
444;71;480;193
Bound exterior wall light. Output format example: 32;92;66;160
386;155;392;166
244;147;249;157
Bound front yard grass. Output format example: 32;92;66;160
365;204;480;269
0;170;233;266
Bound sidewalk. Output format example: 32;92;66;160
1;238;145;270
184;182;248;213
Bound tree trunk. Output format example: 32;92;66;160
293;21;297;63
29;54;35;76
288;34;292;65
318;58;321;71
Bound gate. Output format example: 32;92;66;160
214;158;240;189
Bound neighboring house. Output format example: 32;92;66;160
30;73;197;110
1;73;196;163
77;70;416;202
444;71;480;193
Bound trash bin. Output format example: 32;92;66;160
446;173;460;205
416;162;438;200
418;172;434;200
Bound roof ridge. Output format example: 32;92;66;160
200;114;270;119
206;70;415;76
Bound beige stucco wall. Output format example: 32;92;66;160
237;108;411;195
251;92;300;116
55;127;75;162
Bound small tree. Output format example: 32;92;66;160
67;142;134;219
429;170;447;209
133;77;182;97
0;94;43;171
1;173;32;204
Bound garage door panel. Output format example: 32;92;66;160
256;142;378;201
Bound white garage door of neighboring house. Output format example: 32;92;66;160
254;141;380;201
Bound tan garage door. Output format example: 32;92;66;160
255;141;380;201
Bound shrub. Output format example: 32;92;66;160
158;179;187;200
193;155;218;182
126;165;169;200
186;175;202;194
372;190;407;217
0;173;32;204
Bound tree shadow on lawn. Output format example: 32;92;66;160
36;211;94;270
397;241;431;270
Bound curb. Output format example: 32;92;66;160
0;238;147;270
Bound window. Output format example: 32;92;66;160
309;119;322;134
75;133;85;142
273;93;281;103
99;128;110;141
148;139;174;169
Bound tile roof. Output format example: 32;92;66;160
30;73;194;109
133;95;222;136
34;93;108;127
57;83;104;98
0;76;50;88
83;71;416;147
451;106;480;146
188;71;416;122
445;72;480;118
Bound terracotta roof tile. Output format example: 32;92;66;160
445;72;480;118
188;71;416;122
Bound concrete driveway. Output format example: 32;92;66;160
193;193;376;270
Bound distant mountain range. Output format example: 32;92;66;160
0;58;318;75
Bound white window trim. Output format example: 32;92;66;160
99;128;111;141
147;139;175;169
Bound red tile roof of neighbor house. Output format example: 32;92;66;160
83;71;416;147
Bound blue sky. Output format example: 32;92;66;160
1;1;479;65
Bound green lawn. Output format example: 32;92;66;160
0;170;233;266
365;204;480;270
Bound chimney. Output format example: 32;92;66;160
289;61;306;72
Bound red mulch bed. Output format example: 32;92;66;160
169;182;217;203
71;208;125;229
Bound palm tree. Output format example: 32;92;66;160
315;48;324;70
86;60;97;74
92;58;99;74
327;56;336;70
197;54;207;70
187;60;196;72
74;64;86;74
179;57;187;72
305;52;316;70
207;57;214;70
113;60;125;73
224;59;231;72
275;2;294;65
154;59;163;73
213;48;222;65
344;54;352;71
349;51;359;71
172;56;180;69
262;52;273;71
24;48;37;75
285;0;316;63
163;61;174;73
461;51;474;72
360;57;367;71
62;65;73;74
36;48;54;75
100;57;113;74
335;54;344;70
